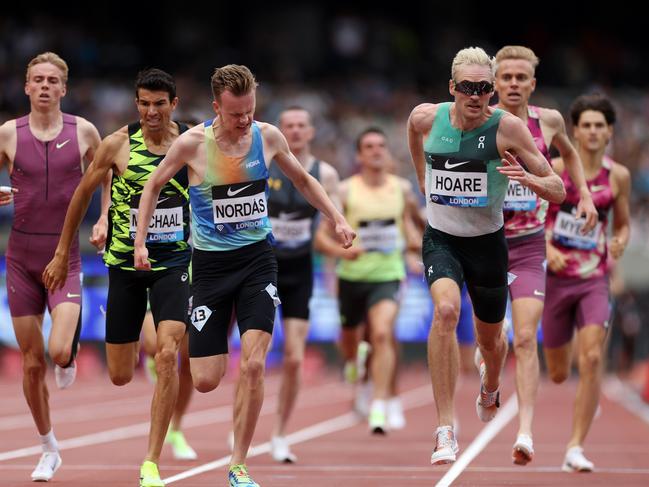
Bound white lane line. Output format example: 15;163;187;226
435;394;518;487
163;384;434;484
603;377;649;425
0;379;345;462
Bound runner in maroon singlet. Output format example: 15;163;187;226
0;52;100;482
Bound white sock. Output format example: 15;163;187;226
370;399;387;414
39;430;58;453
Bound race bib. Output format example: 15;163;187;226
212;179;268;233
270;216;312;244
358;218;399;252
553;209;602;250
503;180;537;211
426;156;488;208
130;194;184;243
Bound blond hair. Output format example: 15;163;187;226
210;64;258;100
26;52;69;84
494;45;539;74
451;47;494;82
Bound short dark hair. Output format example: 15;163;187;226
356;127;386;152
135;68;176;101
570;93;616;126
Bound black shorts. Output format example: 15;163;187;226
338;279;401;329
422;225;508;324
189;240;278;358
276;253;313;320
106;266;190;344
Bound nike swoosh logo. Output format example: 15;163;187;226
533;290;545;297
227;184;253;197
66;292;81;298
444;159;471;170
56;139;71;149
157;197;170;204
590;184;607;192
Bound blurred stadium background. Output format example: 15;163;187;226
0;5;648;393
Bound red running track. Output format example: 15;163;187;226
0;356;648;486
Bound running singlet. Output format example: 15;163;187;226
546;156;614;279
189;120;271;251
337;174;405;282
11;113;82;236
424;102;508;237
104;122;191;270
503;105;551;238
267;159;320;258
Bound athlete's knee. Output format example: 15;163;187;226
49;345;73;368
283;353;303;374
193;369;224;393
155;348;178;378
370;327;392;349
22;353;47;381
578;348;602;373
109;367;134;386
433;302;459;335
547;361;569;384
241;357;265;387
513;328;537;355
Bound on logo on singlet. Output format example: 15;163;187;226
503;180;537;211
129;194;184;243
426;155;488;207
553;204;602;250
212;179;268;234
358;218;399;253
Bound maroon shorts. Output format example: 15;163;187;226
541;273;610;348
507;231;547;302
6;231;82;317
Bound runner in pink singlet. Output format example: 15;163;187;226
0;52;100;482
543;94;630;472
491;45;598;466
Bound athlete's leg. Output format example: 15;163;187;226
474;316;507;397
511;297;542;437
273;317;309;437
145;319;186;464
231;329;272;466
367;299;398;402
106;342;140;385
141;311;157;357
568;324;607;449
429;278;462;428
170;333;193;432
13;314;50;434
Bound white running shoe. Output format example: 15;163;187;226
31;451;62;481
270;436;297;463
475;361;500;422
354;381;373;418
356;341;371;382
430;426;459;465
54;361;77;390
512;434;534;465
386;397;406;430
562;446;594;472
368;401;387;435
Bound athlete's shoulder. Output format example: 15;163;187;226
498;111;528;134
536;107;565;129
0;119;17;139
408;103;439;132
551;156;566;174
610;158;630;182
319;160;340;180
257;121;282;139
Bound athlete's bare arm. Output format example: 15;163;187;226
261;123;354;248
407;103;438;195
497;114;565;204
0;120;18;206
42;131;127;290
542;108;597;232
399;177;424;251
133;126;204;270
609;162;631;260
319;161;342;211
76;116;102;171
89;169;113;251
